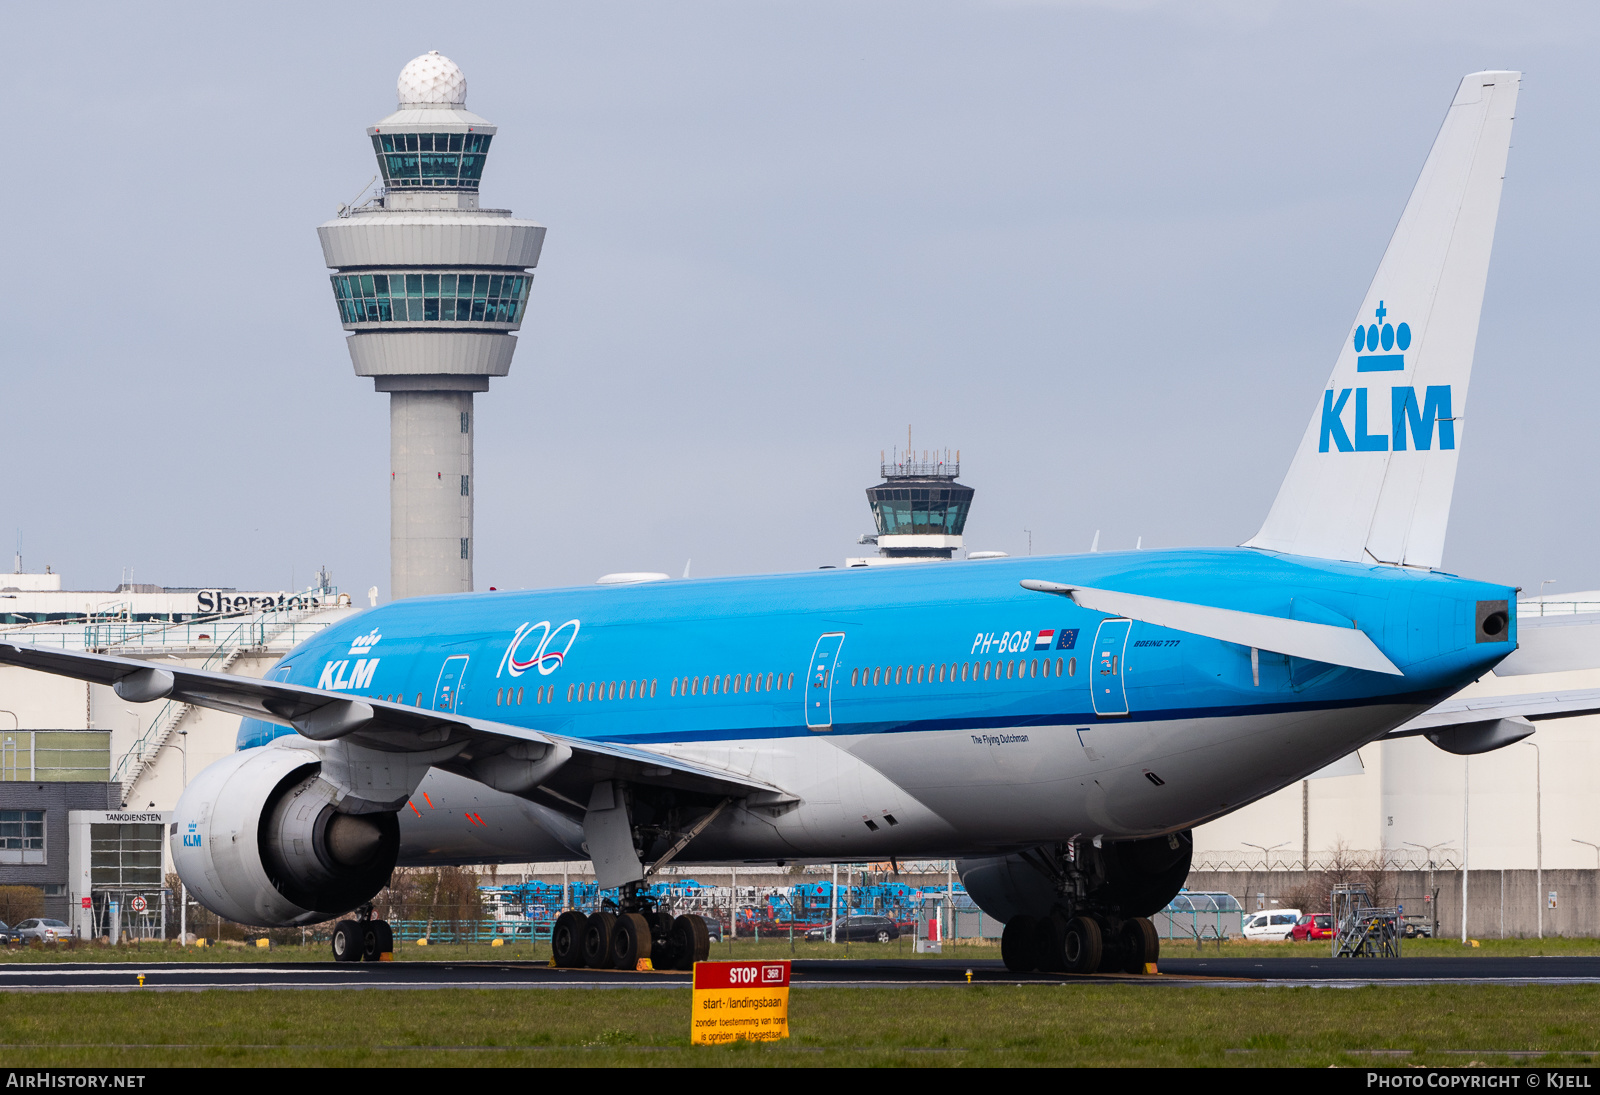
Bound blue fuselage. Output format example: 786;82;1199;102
247;548;1512;750
235;548;1512;859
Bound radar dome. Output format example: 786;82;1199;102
397;51;466;106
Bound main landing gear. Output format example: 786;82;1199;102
550;882;712;971
331;904;394;963
1001;911;1159;975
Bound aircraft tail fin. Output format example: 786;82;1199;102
1245;71;1519;569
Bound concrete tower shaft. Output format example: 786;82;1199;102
317;51;546;600
390;389;473;593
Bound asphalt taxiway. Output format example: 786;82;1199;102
3;956;1599;992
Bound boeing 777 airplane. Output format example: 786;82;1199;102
3;71;1565;975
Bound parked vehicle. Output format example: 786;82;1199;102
805;915;900;943
1402;915;1434;939
1291;912;1334;941
1241;909;1302;941
13;919;69;943
0;920;20;945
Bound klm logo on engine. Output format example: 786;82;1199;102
1321;302;1454;455
183;820;202;848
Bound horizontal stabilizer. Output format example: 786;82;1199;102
1020;580;1402;675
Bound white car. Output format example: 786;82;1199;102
1241;909;1302;941
13;918;69;943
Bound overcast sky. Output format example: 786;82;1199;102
0;1;1595;599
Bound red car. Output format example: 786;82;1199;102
1291;913;1333;941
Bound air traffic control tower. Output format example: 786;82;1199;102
847;449;974;566
318;52;545;600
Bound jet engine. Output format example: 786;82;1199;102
958;830;1193;924
171;742;399;927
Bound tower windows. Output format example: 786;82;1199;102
460;411;470;433
460;538;469;559
372;130;493;189
460;475;469;496
330;271;531;327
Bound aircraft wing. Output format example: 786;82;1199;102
0;640;786;807
1379;686;1600;755
1387;688;1600;736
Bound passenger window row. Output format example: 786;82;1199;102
669;672;795;698
387;671;797;711
852;657;1076;687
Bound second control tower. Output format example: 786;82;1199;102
318;51;545;600
847;448;974;566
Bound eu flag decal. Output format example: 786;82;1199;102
1055;628;1079;650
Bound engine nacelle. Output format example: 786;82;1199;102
958;830;1193;923
171;741;399;927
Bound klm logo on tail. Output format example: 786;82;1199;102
1321;302;1453;455
1353;301;1412;372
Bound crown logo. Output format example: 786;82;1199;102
1353;301;1411;372
350;629;382;655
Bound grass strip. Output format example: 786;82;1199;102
1;982;1598;1066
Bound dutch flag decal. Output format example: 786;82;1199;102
1034;630;1055;650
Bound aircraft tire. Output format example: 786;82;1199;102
1120;917;1160;974
1062;916;1102;975
551;910;588;967
648;911;676;968
1036;914;1068;973
361;920;394;962
583;911;618;969
1000;915;1039;972
671;914;711;969
612;913;651;970
331;920;362;963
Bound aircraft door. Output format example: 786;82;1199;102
433;654;469;713
1090;619;1132;717
805;633;846;731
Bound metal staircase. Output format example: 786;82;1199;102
113;606;341;797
